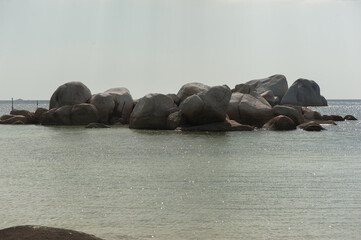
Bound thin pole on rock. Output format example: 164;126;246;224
11;98;13;111
36;100;39;109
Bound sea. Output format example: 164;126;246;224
0;100;360;240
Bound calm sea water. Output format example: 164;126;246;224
0;100;360;240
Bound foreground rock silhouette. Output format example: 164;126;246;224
0;225;104;240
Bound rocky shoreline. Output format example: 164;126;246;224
0;75;357;131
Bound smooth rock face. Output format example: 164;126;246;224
0;225;104;240
90;93;115;123
280;79;328;106
180;85;231;125
104;88;134;123
273;105;304;125
227;92;274;127
232;84;256;94
71;103;99;125
263;115;296;131
49;82;92;109
244;74;288;101
177;82;211;103
129;94;177;130
54;105;72;125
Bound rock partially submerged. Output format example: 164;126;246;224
0;225;104;240
263;115;296;131
298;121;326;131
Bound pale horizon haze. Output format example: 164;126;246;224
0;0;360;100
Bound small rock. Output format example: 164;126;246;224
298;121;326;131
344;115;357;121
331;114;345;121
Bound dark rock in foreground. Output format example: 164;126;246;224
0;225;104;240
180;119;254;132
281;79;327;106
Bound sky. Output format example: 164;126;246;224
0;0;360;100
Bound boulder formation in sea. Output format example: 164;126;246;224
0;225;104;240
280;79;328;106
0;74;357;132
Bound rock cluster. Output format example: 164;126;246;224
0;75;358;132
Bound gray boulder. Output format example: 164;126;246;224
90;93;115;123
104;88;134;123
71;103;99;125
10;109;35;123
54;105;72;125
227;92;274;127
177;82;211;103
180;85;231;125
129;94;177;130
273;105;304;125
232;84;256;94
34;108;48;124
243;74;288;101
280;79;327;106
344;115;357;120
49;82;92;109
263;115;296;131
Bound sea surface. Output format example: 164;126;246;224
0;100;360;240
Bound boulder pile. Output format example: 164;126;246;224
0;75;358;132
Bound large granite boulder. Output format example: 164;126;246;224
54;105;73;125
0;225;104;240
273;105;304;125
104;88;134;123
71;103;99;125
227;92;274;127
242;74;288;101
49;82;92;109
177;82;211;103
263;115;296;131
280;79;327;106
129;93;177;130
180;85;231;125
34;108;48;124
302;107;322;120
90;93;115;123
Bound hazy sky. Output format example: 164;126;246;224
0;0;360;100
